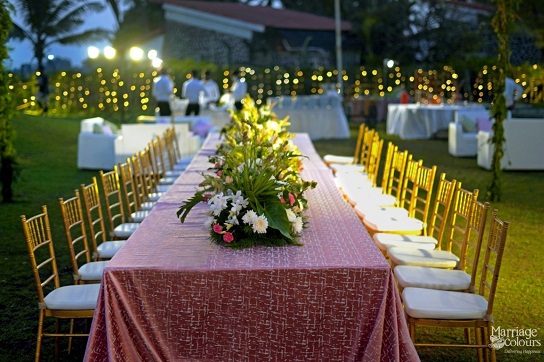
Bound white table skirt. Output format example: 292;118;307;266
273;107;350;140
387;104;487;140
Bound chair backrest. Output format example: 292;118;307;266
405;163;437;235
21;205;60;306
479;211;509;316
358;128;375;168
81;177;108;260
129;154;148;207
364;135;384;187
461;200;490;292
151;137;168;177
426;174;458;242
378;142;396;192
352;124;367;164
442;188;479;253
138;147;158;196
118;161;140;221
398;158;422;214
385;149;410;206
163;128;178;170
99;167;127;239
59;191;92;283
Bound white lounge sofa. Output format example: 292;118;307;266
448;109;492;157
477;118;544;170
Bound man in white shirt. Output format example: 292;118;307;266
152;67;174;116
231;70;247;111
182;70;207;115
503;77;524;116
200;70;220;109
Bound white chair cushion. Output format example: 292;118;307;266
403;287;488;319
44;284;101;310
373;233;438;251
331;163;366;174
140;201;155;211
114;223;139;238
351;191;396;209
355;204;409;221
97;240;125;259
394;265;471;291
131;210;150;223
323;154;353;165
165;170;183;178
363;215;423;233
78;261;108;281
159;176;177;185
157;184;170;193
147;192;163;202
387;247;459;268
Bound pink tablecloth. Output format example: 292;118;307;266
84;133;419;362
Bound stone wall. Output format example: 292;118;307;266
163;21;250;66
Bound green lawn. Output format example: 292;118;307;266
0;113;542;361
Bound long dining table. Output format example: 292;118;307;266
84;133;420;362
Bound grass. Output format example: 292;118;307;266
0;113;543;361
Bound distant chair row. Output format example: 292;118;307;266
20;126;191;361
325;124;509;362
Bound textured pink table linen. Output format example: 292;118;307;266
84;133;419;362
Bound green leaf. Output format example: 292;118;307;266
176;192;205;222
261;200;292;240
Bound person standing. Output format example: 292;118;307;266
36;66;50;115
200;70;220;109
182;70;207;116
503;77;524;117
231;70;247;111
152;67;174;116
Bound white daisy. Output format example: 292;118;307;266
252;215;268;234
242;210;258;224
285;208;297;222
292;217;303;234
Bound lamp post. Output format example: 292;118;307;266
383;58;396;94
334;0;343;96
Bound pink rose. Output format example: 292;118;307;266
280;197;285;204
223;232;234;243
216;170;223;177
288;193;295;206
213;224;223;234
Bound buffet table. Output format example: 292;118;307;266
84;134;419;362
269;95;350;140
387;103;487;139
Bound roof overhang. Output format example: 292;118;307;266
163;3;265;40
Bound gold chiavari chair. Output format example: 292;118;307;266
354;157;421;222
394;201;490;292
80;177;125;260
118;161;150;223
372;174;458;253
21;205;100;361
59;192;108;284
99;167;139;240
402;211;509;362
387;188;481;269
323;123;367;166
362;162;438;237
330;127;375;174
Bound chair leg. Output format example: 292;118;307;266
68;318;75;353
35;311;45;362
464;327;471;344
475;327;483;362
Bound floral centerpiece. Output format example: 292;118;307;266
177;96;317;249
